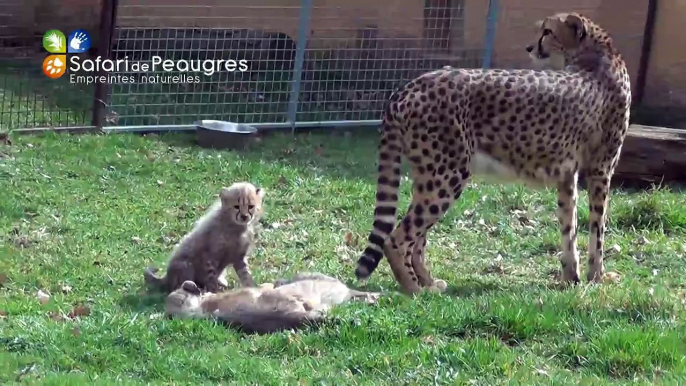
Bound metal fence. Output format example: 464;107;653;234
0;0;674;132
0;0;500;131
0;0;97;130
107;0;495;130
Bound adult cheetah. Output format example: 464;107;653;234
355;12;631;294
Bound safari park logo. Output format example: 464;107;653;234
41;29;92;79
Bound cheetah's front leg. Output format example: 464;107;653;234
557;172;580;284
233;259;257;288
410;235;447;292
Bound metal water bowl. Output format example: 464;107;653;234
194;120;258;150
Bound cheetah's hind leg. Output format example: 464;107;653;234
586;173;621;284
385;168;467;294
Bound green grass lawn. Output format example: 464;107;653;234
1;131;686;385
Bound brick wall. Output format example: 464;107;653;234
644;0;686;108
11;0;686;109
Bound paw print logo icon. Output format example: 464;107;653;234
67;29;91;54
43;55;67;79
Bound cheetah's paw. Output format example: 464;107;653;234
602;271;621;284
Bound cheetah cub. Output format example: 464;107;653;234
165;272;381;334
144;182;265;293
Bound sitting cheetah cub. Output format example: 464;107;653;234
144;182;265;294
164;272;381;334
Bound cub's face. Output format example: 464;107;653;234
219;182;266;226
165;281;212;319
526;13;587;70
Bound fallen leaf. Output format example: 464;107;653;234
36;290;50;305
71;326;81;336
149;312;164;320
15;363;36;382
131;236;142;245
156;180;164;186
68;304;91;318
603;272;621;284
344;232;354;246
0;310;7;319
611;244;621;254
49;311;66;322
0;273;7;286
421;335;435;345
637;235;651;245
61;285;72;294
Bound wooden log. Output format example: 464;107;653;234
613;124;686;186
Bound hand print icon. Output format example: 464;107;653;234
67;29;91;54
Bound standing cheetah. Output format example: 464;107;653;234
355;13;631;294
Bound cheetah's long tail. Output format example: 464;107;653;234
355;117;403;280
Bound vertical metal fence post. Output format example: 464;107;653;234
481;0;499;69
286;0;313;132
92;0;118;129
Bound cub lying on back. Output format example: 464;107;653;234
164;272;381;334
144;182;265;294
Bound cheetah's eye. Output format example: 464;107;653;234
248;205;254;210
542;29;552;36
234;205;240;209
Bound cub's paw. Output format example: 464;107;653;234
181;281;201;295
427;279;448;293
259;283;275;290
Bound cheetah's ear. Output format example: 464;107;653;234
181;281;201;295
219;187;232;206
564;14;586;41
255;187;265;199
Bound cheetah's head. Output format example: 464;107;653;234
526;13;588;70
165;280;213;319
219;182;266;226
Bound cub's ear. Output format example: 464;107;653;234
255;187;265;199
219;187;232;205
181;280;201;295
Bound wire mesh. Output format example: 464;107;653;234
4;1;683;131
109;0;484;127
295;0;482;123
0;0;97;130
109;2;302;127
